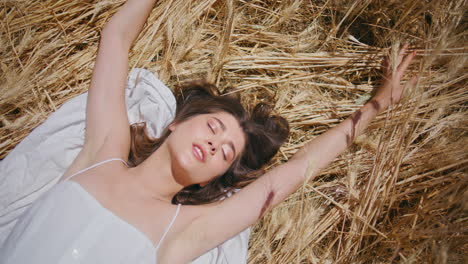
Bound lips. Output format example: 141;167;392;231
192;144;206;162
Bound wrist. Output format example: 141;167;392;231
361;99;384;118
368;96;390;114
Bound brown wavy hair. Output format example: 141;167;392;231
128;80;289;205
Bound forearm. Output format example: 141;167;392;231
292;100;381;179
252;45;415;215
228;100;382;219
102;0;158;50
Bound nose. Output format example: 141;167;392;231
208;141;217;154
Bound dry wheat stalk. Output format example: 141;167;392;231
1;0;466;263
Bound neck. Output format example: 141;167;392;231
129;142;184;203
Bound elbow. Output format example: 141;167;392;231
289;152;321;182
290;147;309;163
100;21;132;50
99;26;131;52
101;23;122;41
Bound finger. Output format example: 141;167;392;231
397;50;416;78
403;75;419;90
401;76;419;99
409;75;419;86
381;56;390;72
397;43;409;65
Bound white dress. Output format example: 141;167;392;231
0;69;250;263
0;158;181;264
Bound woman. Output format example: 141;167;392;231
0;0;416;263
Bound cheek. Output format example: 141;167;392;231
199;158;228;181
214;158;234;176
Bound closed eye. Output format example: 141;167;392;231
208;122;215;134
222;145;233;161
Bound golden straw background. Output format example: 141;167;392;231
1;0;467;263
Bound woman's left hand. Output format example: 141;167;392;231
373;43;418;112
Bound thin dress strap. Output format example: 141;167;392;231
155;204;181;250
64;158;127;181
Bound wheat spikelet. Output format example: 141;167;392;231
1;0;466;262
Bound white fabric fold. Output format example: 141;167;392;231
0;68;250;263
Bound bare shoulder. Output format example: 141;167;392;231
60;144;128;182
158;200;223;261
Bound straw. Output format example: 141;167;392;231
1;0;466;262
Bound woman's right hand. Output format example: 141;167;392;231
372;43;417;112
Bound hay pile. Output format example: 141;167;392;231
1;0;466;263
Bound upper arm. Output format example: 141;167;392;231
175;113;368;260
70;0;160;167
174;158;308;260
83;28;131;161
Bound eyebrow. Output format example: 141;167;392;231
213;117;237;158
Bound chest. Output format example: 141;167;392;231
70;170;187;250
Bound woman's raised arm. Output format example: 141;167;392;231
170;45;417;262
61;0;158;179
80;0;158;162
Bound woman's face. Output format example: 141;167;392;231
166;111;246;186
